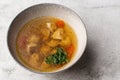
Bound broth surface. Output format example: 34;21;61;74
16;17;77;72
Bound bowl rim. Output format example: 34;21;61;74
7;3;87;74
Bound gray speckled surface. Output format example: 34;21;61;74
0;0;120;80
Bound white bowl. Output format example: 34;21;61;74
7;3;87;73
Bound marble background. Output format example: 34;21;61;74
0;0;120;80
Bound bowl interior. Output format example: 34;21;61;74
7;3;87;73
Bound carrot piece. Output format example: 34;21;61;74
66;44;74;58
56;20;65;28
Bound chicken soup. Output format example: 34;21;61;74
16;17;77;72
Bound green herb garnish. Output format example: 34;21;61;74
45;47;68;64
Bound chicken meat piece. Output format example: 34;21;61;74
40;28;50;40
27;43;37;54
40;45;52;56
51;28;63;40
46;39;60;47
29;53;40;67
28;35;40;43
46;22;57;32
